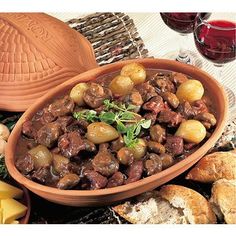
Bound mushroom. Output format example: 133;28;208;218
0;124;10;141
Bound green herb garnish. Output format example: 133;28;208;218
0;156;9;179
73;99;151;147
124;119;151;147
73;110;98;122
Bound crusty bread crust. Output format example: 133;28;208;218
159;185;216;224
113;202;138;224
186;151;236;183
113;185;216;224
210;179;236;224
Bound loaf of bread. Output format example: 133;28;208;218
113;185;216;224
186;151;236;183
210;179;236;224
0;13;97;111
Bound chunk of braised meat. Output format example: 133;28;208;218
51;147;60;154
125;160;143;184
158;110;182;127
170;72;188;86
32;166;51;184
77;119;89;130
40;108;56;124
37;122;62;148
150;73;176;93
177;101;195;119
92;143;119;176
144;153;162;176
94;105;106;114
160;153;174;169
56;116;73;133
143;112;157;126
57;173;80;190
161;92;179;109
192;99;209;115
58;131;85;159
15;153;34;175
83;83;112;108
65;120;88;134
22;121;37;139
184;142;197;150
135;82;157;102
165;136;184;156
142;96;165;115
150;124;166;143
84;170;108;190
111;135;125;152
147;141;166;154
194;112;217;129
107;172;125;188
83;139;97;152
48;95;75;118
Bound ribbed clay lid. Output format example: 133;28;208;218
0;13;98;111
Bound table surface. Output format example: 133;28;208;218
1;12;236;224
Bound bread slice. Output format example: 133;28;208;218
113;185;216;224
186;151;236;183
159;185;216;224
209;179;236;224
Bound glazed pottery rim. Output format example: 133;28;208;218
5;58;228;197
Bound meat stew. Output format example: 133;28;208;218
15;63;217;190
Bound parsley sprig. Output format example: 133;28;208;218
73;99;151;147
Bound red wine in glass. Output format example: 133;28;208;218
194;20;236;65
160;13;211;66
194;15;236;108
160;13;211;34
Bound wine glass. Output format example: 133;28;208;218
194;13;236;108
160;13;211;66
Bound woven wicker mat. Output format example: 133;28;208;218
1;12;236;224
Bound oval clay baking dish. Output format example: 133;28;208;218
5;58;228;206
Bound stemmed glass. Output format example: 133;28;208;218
160;13;211;66
193;13;236;108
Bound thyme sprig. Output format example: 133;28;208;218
73;99;151;147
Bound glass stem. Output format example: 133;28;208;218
176;34;191;64
214;64;236;109
213;64;223;83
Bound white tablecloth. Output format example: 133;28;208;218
49;12;236;119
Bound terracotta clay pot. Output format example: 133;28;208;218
5;58;228;206
0;13;98;111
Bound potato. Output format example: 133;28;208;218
28;145;53;169
69;83;89;106
120;62;146;85
130;138;147;160
0;124;10;141
175;120;206;144
109;75;134;96
176;80;204;103
86;122;119;144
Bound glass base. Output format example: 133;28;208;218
225;86;236;109
162;50;203;68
